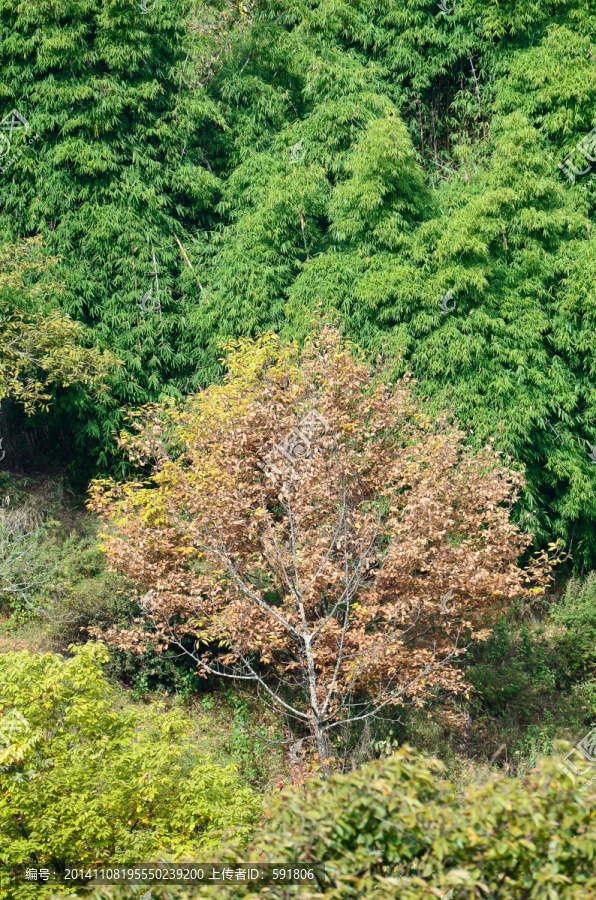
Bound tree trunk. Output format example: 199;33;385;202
311;717;330;773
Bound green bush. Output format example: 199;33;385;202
0;643;259;900
455;615;595;773
91;746;596;900
465;618;567;715
552;573;596;677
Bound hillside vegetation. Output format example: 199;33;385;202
1;0;596;897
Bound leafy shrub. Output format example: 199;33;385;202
458;615;595;773
0;643;259;900
552;573;596;677
39;519;139;646
92;746;596;900
465;618;565;717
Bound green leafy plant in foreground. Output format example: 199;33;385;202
91;745;596;900
0;643;259;900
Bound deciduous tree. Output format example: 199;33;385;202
90;329;551;763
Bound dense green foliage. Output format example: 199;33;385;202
89;747;596;899
0;238;113;412
2;0;596;557
0;0;220;463
552;573;596;682
0;643;259;899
